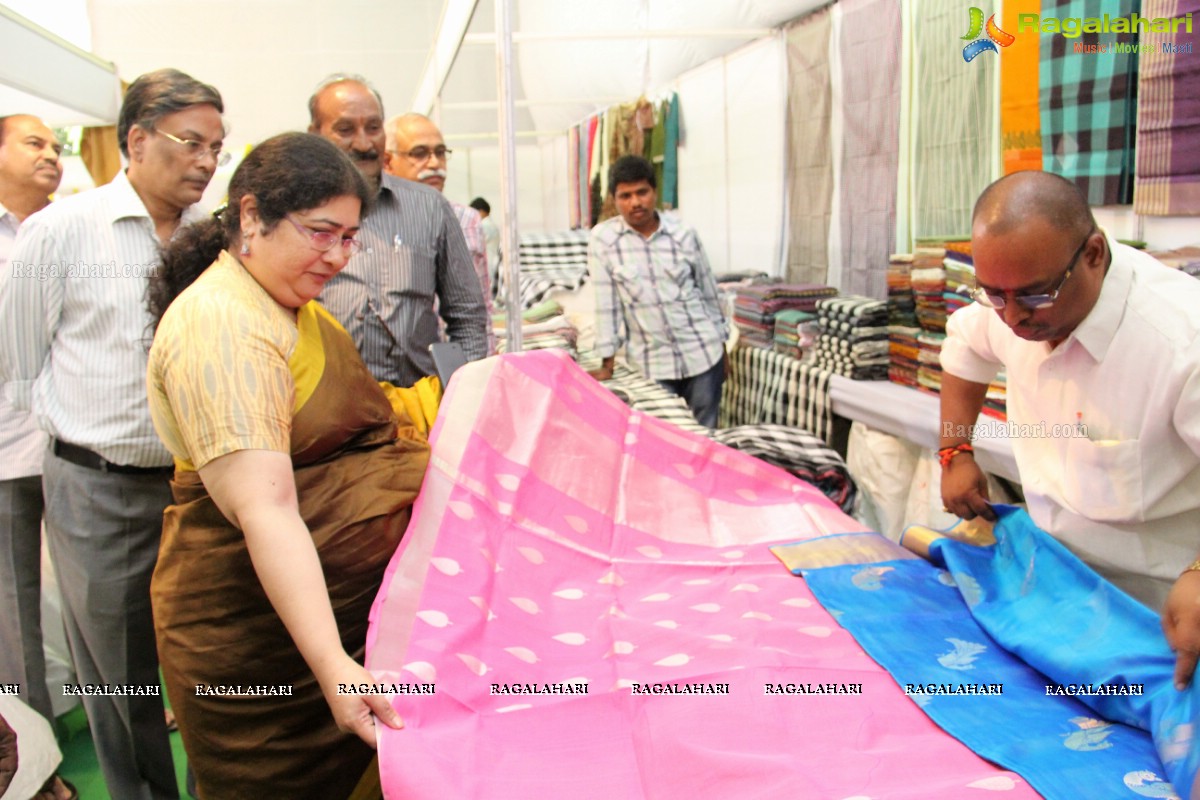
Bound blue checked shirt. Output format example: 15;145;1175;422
590;212;727;380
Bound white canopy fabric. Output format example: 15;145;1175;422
0;5;120;126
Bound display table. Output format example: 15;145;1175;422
828;376;1020;483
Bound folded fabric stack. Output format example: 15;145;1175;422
493;299;580;358
496;230;589;309
911;247;948;332
984;371;1008;420
887;324;921;388
916;330;946;395
773;309;819;359
810;296;890;381
943;250;976;317
1148;245;1200;279
710;425;857;513
887;254;918;327
733;283;838;350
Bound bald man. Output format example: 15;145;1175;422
385;112;495;353
0;113;61;734
308;76;488;386
939;170;1200;680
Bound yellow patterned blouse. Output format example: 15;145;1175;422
148;250;303;472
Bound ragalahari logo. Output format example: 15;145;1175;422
962;7;1016;62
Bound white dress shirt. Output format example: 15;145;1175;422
0;171;204;467
0;203;46;480
941;234;1200;608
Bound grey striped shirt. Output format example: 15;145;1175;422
319;174;488;387
590;212;728;380
0;170;203;467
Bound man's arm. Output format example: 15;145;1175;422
0;221;63;409
689;230;727;337
588;232;622;381
939;372;995;521
435;199;489;361
1162;366;1200;688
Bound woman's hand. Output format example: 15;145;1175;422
318;653;405;748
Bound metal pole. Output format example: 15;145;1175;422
496;0;522;353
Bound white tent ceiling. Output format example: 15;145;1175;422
77;0;826;147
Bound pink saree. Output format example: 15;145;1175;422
366;351;1036;798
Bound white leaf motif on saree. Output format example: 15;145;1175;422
517;546;545;564
509;597;540;614
448;501;475;520
456;653;488;675
552;632;588;646
965;776;1017;790
654;653;691;667
415;610;451;628
798;626;833;637
503;647;539;664
496;474;520;491
401;662;437;682
552;588;585;600
430;557;462;576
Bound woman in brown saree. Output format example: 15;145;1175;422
145;132;429;799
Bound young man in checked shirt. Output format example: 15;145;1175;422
588;155;728;427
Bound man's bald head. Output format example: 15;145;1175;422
973;171;1096;240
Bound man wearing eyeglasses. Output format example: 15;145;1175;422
938;172;1200;653
0;68;226;800
384;112;496;354
308;75;488;385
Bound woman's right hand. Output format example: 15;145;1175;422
318;653;405;748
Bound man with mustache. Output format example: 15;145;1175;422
309;75;488;385
385;112;495;353
0;69;226;800
939;171;1200;682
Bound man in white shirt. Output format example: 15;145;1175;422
470;196;501;295
939;170;1200;685
0;69;226;800
0;113;70;798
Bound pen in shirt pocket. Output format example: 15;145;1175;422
393;234;403;252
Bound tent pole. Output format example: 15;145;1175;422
495;0;522;353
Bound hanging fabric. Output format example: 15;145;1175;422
1039;0;1140;205
912;0;996;238
1001;0;1044;175
835;0;902;299
784;7;835;286
1134;0;1200;214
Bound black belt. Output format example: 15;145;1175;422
51;439;174;476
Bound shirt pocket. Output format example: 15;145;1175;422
1060;437;1144;522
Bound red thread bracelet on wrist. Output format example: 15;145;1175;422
937;442;974;469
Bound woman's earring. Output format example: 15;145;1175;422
240;238;250;256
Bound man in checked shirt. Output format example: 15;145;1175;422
588;155;728;427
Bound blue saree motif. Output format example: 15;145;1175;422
773;506;1198;800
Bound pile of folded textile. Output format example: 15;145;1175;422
887;324;921;388
916;330;946;395
494;299;579;357
1148;245;1200;279
810;295;890;380
912;246;948;332
773;309;819;359
984;371;1008;420
733;283;838;349
887;253;918;327
943;250;975;317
